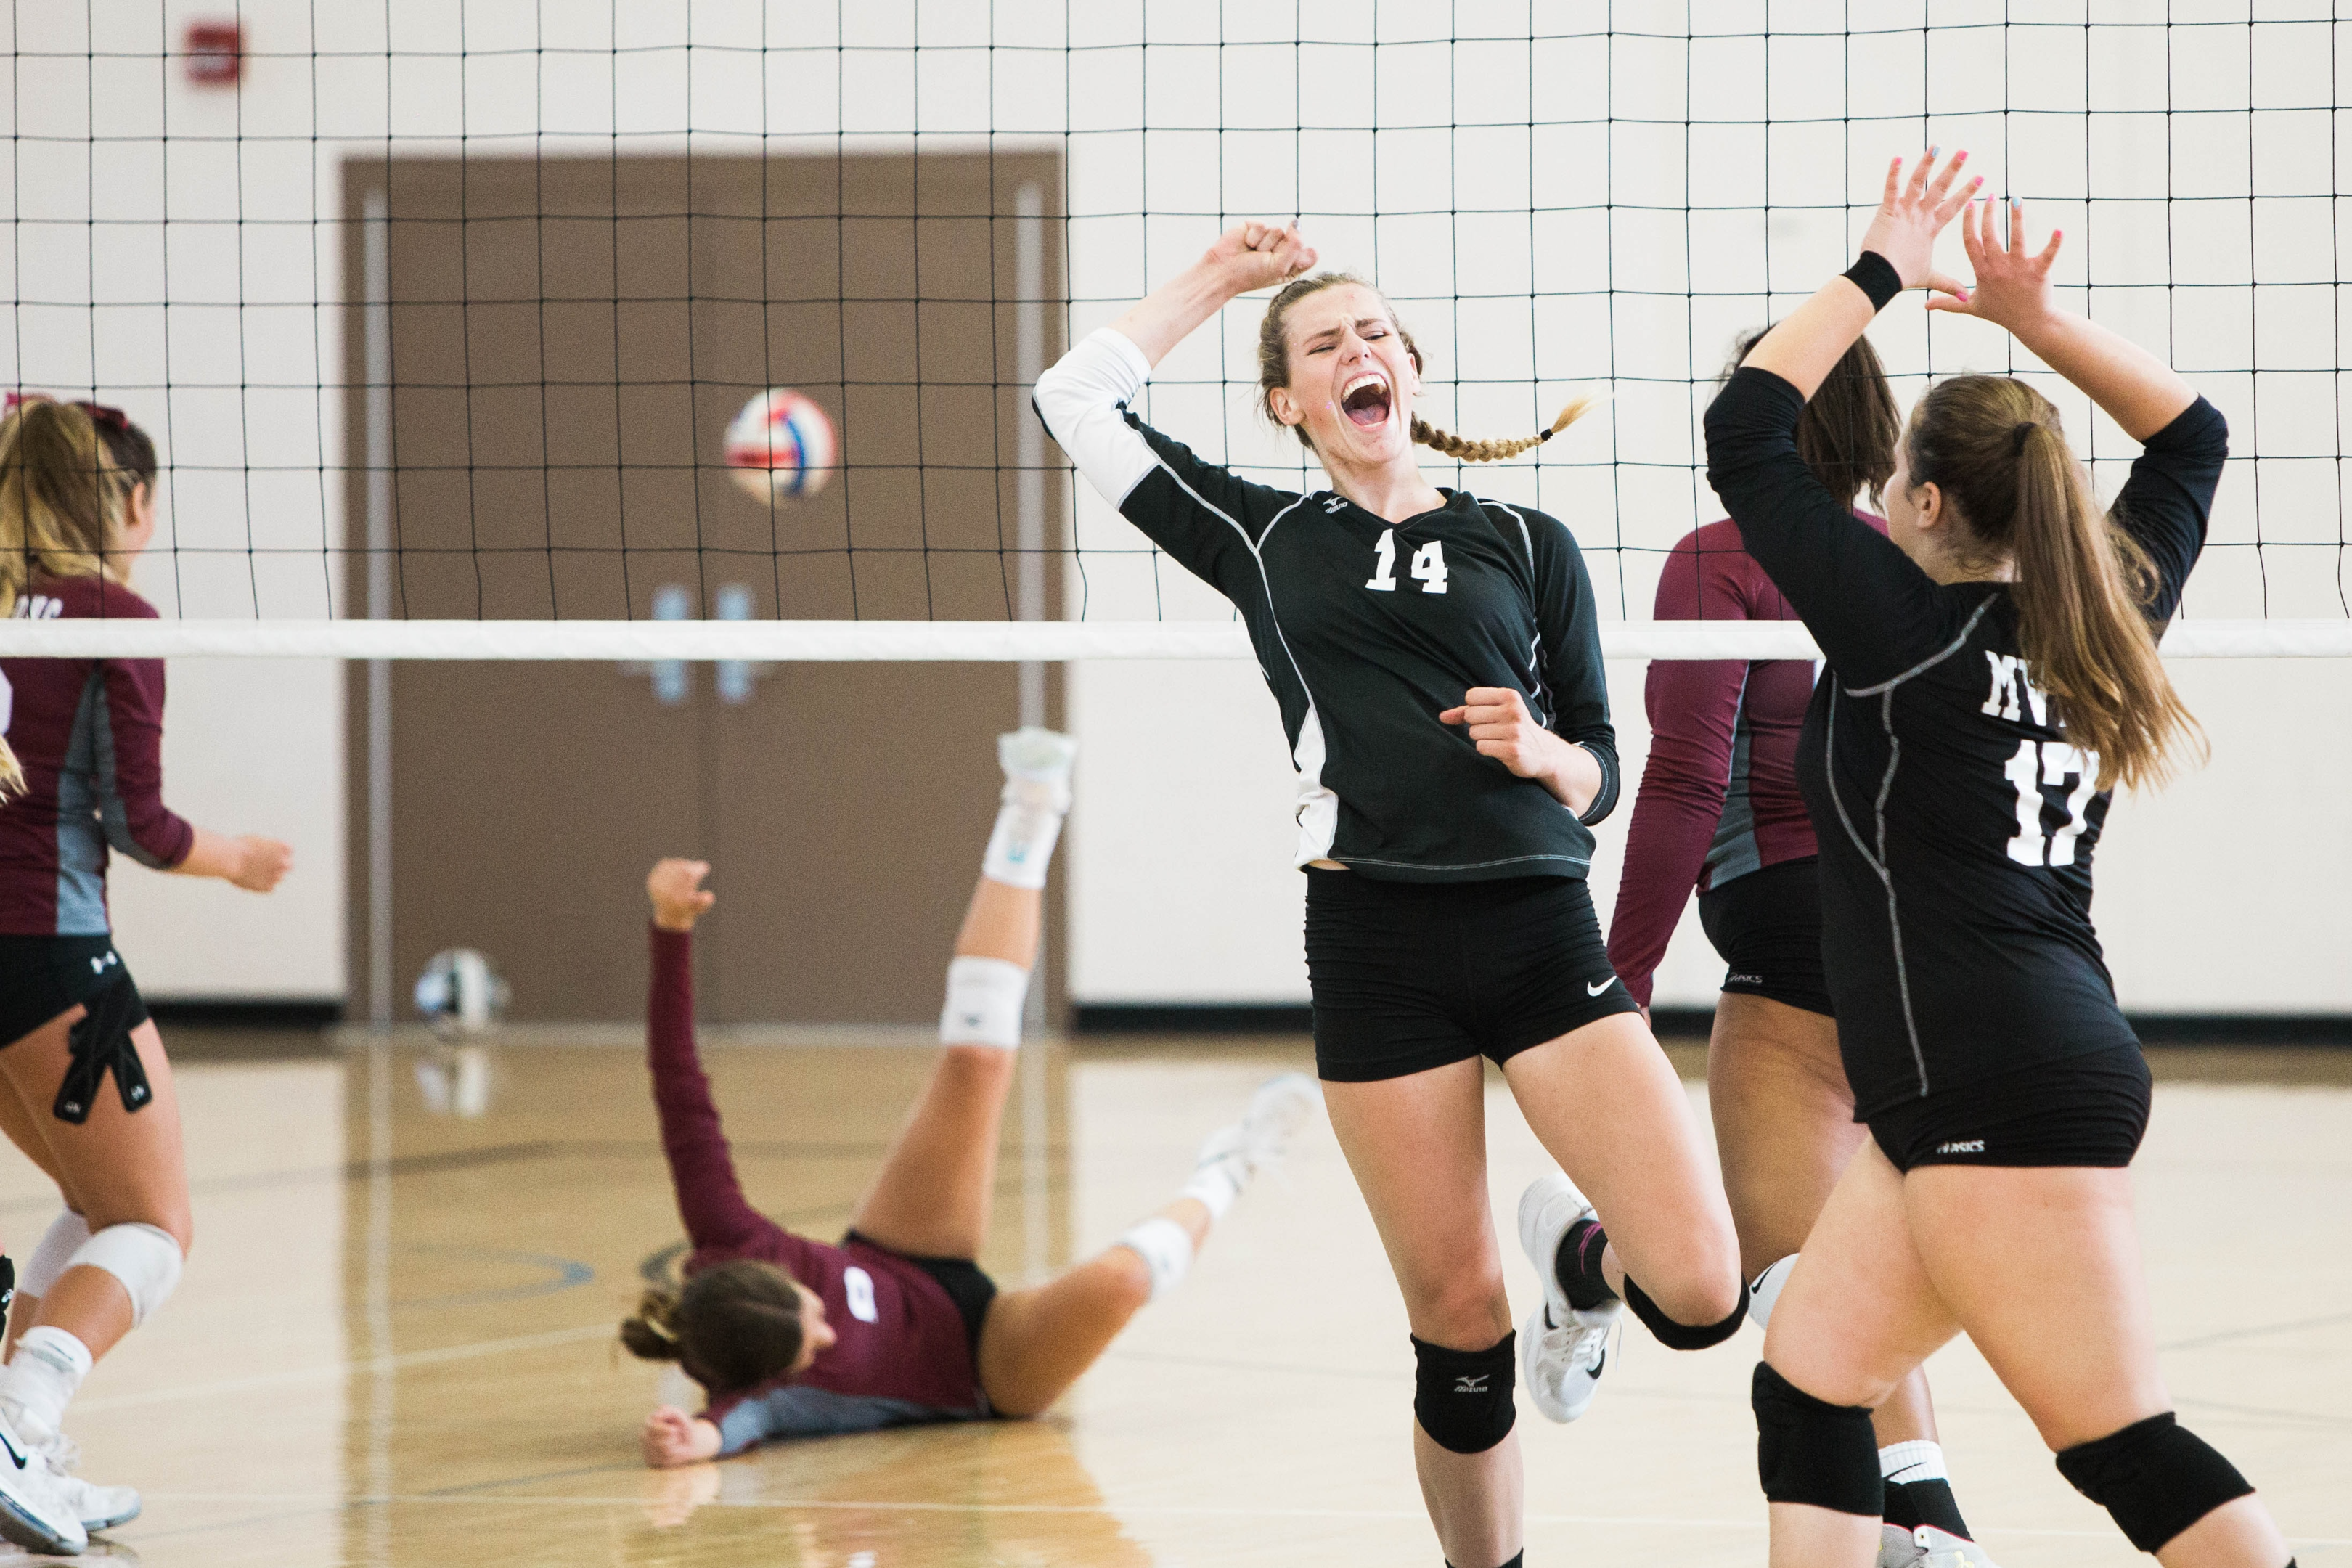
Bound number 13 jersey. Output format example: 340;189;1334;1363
1034;327;1620;883
1705;366;2227;1116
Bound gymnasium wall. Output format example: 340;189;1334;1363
8;3;2345;1014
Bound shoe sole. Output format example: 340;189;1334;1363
83;1499;140;1532
0;1480;82;1556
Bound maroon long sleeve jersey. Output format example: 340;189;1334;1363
1604;516;1883;1008
644;926;989;1453
1;576;194;935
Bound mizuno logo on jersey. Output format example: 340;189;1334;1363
1935;1140;1985;1155
1322;494;1348;513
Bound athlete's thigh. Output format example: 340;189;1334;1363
1321;1058;1507;1347
976;1252;1148;1417
0;1018;191;1241
1500;1012;1739;1294
1763;1137;1960;1408
0;1026;75;1200
1707;995;1862;1273
1903;1165;2166;1450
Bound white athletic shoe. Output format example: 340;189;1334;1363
997;727;1078;812
0;1408;86;1555
1516;1172;1620;1424
1193;1072;1321;1188
1879;1524;2002;1568
1;1406;140;1534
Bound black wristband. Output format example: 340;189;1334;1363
1842;250;1903;312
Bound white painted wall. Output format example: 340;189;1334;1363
5;2;2344;1010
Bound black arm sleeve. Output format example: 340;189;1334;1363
1704;367;1959;686
1524;507;1620;825
2105;396;2227;625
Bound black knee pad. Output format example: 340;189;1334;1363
1625;1274;1747;1350
1752;1362;1882;1516
1411;1332;1516;1455
2055;1413;2254;1553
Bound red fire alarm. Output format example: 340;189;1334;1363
184;20;242;85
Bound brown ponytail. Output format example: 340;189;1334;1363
1259;271;1598;461
0;399;139;619
1903;376;2202;790
618;1259;807;1393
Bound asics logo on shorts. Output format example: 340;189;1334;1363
1453;1373;1490;1394
1935;1140;1985;1155
1585;977;1614;996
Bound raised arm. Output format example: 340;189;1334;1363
645;859;774;1256
1927;197;2194;441
1105;221;1317;369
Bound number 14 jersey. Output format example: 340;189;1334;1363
1704;367;2227;1116
1034;327;1620;883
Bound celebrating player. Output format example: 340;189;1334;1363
1706;152;2295;1568
0;396;294;1553
1609;335;1999;1568
1033;224;1744;1568
626;730;1317;1465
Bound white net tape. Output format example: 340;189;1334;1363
0;619;2341;662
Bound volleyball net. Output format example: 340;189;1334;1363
4;4;2349;661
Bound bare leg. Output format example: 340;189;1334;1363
847;875;1042;1259
0;1064;78;1359
1905;1167;2291;1568
1501;1013;1744;1325
1324;1060;1521;1568
0;1014;192;1363
977;1198;1207;1416
1762;1142;1962;1568
1709;994;1936;1442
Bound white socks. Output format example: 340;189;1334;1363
1881;1439;1949;1485
1748;1254;1798;1332
1180;1127;1249;1220
1;1327;93;1445
981;728;1075;891
1115;1217;1195;1301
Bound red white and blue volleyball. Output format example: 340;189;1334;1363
724;388;836;502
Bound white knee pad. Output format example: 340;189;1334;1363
69;1222;184;1328
939;956;1029;1050
1748;1254;1797;1334
1114;1217;1194;1302
19;1211;92;1299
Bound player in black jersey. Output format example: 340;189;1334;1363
1036;221;1744;1568
1706;152;2295;1568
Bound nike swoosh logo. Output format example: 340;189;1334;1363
0;1429;25;1470
1585;978;1613;996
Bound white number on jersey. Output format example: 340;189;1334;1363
1410;540;1449;595
1365;528;1398;591
842;1265;879;1323
2003;740;2099;867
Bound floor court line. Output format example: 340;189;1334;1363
118;1491;2352;1546
72;1322;620;1413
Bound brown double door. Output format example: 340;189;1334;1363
343;152;1066;1024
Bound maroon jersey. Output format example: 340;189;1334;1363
1;576;193;935
645;926;987;1453
1605;516;1882;1008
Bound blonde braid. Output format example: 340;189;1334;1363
1410;390;1606;463
0;740;20;802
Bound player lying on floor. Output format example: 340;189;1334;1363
623;728;1317;1463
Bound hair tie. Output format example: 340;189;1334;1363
2012;421;2038;456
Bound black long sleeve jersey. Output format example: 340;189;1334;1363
1034;327;1620;882
1705;365;2225;1117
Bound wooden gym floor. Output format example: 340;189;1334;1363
10;1032;2347;1567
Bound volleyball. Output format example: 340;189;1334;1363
724;388;836;502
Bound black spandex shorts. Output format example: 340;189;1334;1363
1306;869;1640;1083
0;934;155;1125
1867;1045;2152;1172
1696;858;1833;1018
842;1229;998;1360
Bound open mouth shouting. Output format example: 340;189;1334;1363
1341;371;1393;430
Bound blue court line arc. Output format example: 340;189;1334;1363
391;1244;594;1311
